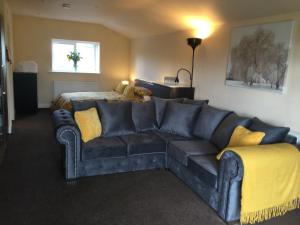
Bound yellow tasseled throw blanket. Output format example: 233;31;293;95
219;143;300;224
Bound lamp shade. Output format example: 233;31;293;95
187;38;202;50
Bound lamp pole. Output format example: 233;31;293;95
175;38;202;87
191;47;195;87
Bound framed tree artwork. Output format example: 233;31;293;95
225;21;294;92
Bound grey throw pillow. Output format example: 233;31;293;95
97;101;135;137
132;101;158;132
182;99;209;106
160;102;202;137
249;118;290;144
71;100;97;112
193;104;231;140
211;113;252;149
152;97;184;127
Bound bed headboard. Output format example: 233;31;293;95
53;80;98;99
134;79;195;99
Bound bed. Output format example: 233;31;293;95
51;91;126;111
51;82;152;111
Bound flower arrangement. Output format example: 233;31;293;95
67;50;82;71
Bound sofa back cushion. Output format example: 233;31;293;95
283;134;298;144
249;118;290;144
182;99;209;106
160;102;202;137
211;113;252;149
71;100;97;112
97;101;135;137
152;97;183;127
132;101;157;132
193;104;231;140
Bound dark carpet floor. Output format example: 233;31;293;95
0;110;299;225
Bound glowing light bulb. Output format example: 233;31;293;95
121;80;129;85
194;22;212;39
185;17;214;39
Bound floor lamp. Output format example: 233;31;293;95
175;38;202;87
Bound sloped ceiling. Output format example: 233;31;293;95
8;0;300;38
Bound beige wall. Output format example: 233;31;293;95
131;12;300;135
13;15;131;107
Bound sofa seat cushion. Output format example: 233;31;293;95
82;137;127;161
168;140;219;166
188;155;218;189
120;131;166;155
155;131;192;143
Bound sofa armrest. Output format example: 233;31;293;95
283;134;297;145
52;109;81;180
52;109;76;130
217;151;244;222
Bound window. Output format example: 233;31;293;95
52;39;100;73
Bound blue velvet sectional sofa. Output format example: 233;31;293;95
52;97;297;223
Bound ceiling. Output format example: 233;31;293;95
8;0;300;38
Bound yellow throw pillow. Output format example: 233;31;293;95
114;82;127;94
217;126;265;160
74;107;102;143
123;85;135;98
228;125;265;147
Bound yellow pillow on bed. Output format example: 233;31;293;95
134;87;152;97
114;82;127;94
123;85;135;98
228;125;265;147
74;107;102;143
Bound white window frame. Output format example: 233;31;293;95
51;39;100;74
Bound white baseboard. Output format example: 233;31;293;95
38;103;51;108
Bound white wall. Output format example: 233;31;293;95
13;15;131;107
131;12;300;135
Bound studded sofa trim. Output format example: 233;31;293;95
53;108;248;222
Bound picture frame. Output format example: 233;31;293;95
225;20;294;92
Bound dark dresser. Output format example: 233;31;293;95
13;72;38;114
135;79;195;99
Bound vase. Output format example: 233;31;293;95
73;61;78;72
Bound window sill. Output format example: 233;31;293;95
50;71;101;75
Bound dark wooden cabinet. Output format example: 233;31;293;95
135;79;194;99
13;72;38;114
